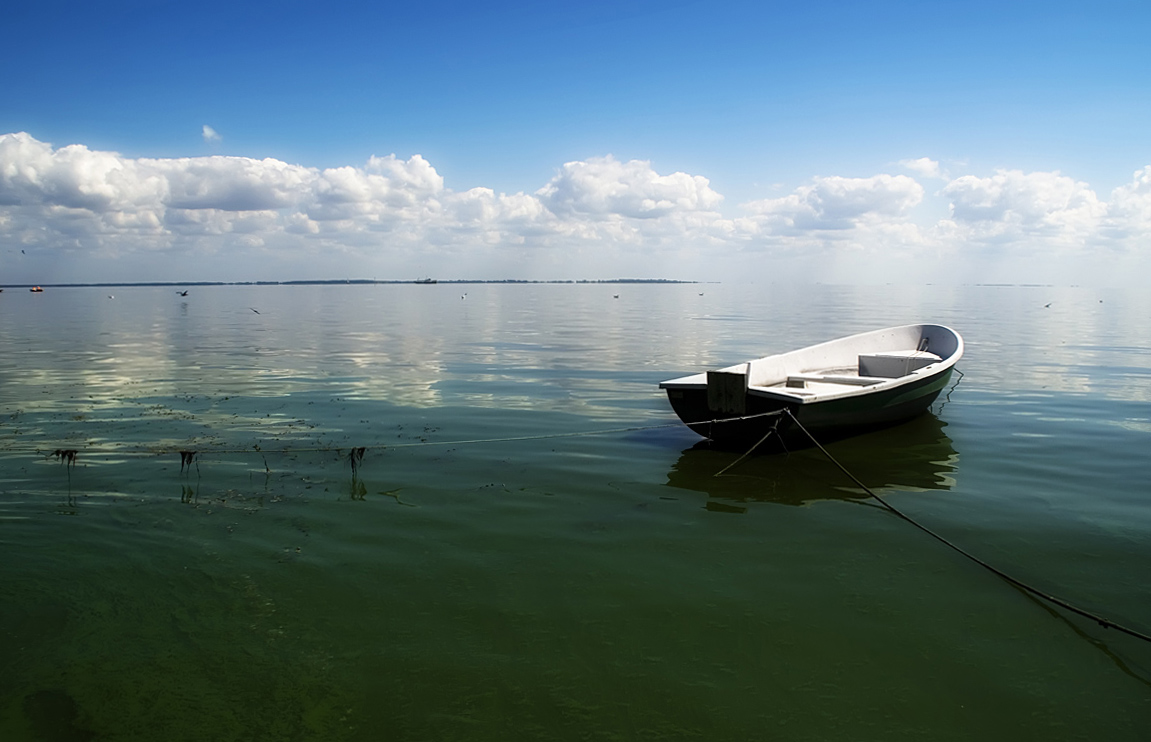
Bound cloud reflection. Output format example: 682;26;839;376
1;284;1149;461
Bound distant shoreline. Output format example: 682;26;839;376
1;278;701;288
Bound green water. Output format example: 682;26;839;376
1;283;1148;740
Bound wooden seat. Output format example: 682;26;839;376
786;374;885;388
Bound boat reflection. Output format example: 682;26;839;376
666;413;958;509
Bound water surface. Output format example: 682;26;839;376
1;283;1149;740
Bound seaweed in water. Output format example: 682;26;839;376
348;447;367;479
51;449;78;468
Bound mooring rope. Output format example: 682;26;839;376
779;408;1151;645
712;414;784;477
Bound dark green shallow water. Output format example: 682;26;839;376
1;283;1148;740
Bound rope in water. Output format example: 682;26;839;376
777;408;1151;645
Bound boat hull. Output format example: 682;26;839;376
665;366;954;447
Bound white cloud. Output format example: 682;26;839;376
743;174;923;231
940;169;1106;247
202;125;221;142
0;133;156;211
1103;166;1151;247
900;157;942;179
2;131;1150;284
537;155;722;219
309;156;444;223
160;156;313;211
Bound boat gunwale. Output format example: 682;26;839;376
659;323;963;406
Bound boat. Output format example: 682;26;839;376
660;324;963;446
29;286;43;293
413;278;437;284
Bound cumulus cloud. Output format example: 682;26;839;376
900;157;942;179
0;134;739;268
161;156;313;211
2;131;1150;283
940;169;1105;247
1102;166;1151;247
537;155;722;219
743;174;923;231
202;125;221;142
0;133;151;211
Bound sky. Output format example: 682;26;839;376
2;0;1149;285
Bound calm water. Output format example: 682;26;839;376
1;283;1149;740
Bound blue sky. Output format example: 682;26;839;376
2;0;1149;284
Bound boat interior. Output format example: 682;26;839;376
743;325;957;400
663;324;962;404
